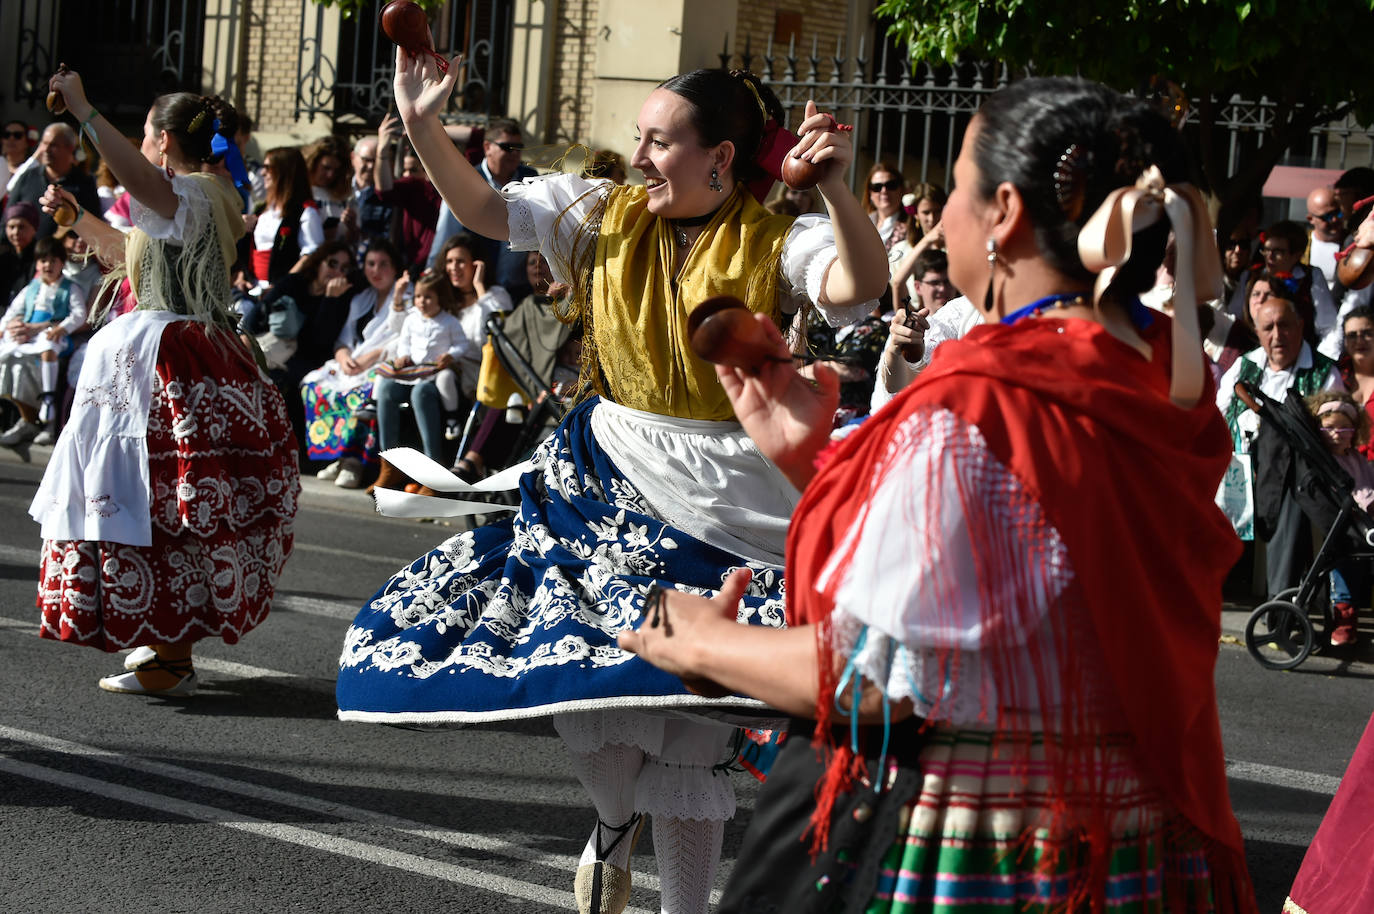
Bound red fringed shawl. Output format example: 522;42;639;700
786;314;1257;912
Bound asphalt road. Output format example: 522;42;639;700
0;447;1370;913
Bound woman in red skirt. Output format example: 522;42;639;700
28;68;299;696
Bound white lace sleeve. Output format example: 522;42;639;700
128;174;212;246
502;173;611;286
779;213;877;325
818;406;1073;723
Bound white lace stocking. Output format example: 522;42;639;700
562;740;646;870
653;815;723;914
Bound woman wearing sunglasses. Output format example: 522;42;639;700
0;120;32;190
862;161;912;250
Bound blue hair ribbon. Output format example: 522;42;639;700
211;119;252;212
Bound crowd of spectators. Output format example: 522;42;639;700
0;113;587;495
3;104;1374;640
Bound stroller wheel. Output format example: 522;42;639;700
1244;600;1315;670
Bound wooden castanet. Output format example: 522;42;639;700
1339;247;1374;292
380;1;450;74
687;296;791;371
780;115;853;190
52;201;78;227
46;62;70;114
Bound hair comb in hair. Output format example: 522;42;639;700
187;109;209;134
1053;143;1089;221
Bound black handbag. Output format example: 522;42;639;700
719;717;926;914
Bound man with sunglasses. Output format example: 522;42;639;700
1308;184;1372;315
429;118;538;301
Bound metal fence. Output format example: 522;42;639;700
728;31;1374;193
9;0;204;118
297;0;513;129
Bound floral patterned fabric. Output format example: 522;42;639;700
336;397;786;724
808;315;891;425
303;374;379;463
37;320;299;651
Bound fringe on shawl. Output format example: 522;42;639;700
801;404;1254;913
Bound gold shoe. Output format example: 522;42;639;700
573;813;645;914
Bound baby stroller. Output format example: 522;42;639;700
1234;380;1374;669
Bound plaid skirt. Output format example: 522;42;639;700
861;729;1216;914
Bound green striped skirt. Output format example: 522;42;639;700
858;728;1216;913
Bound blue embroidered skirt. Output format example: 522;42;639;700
336;399;788;725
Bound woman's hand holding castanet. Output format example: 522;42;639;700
716;313;837;490
393;45;460;125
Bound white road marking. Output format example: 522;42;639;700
0;724;663;903
0;754;638;910
1226;759;1342;796
290;540;414;567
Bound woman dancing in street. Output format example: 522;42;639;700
29;68;299;696
621;77;1258;913
336;44;887;914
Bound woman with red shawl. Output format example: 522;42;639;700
621;77;1258;913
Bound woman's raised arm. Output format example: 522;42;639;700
48;69;179;221
392;47;509;241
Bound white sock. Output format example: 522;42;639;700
435;368;460;411
561;741;646;871
653;815;723;914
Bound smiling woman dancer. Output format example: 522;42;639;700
335;44;888;914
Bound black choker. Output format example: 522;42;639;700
671;207;723;247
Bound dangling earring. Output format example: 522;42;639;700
981;238;998;313
709;167;722;193
160;153;173;179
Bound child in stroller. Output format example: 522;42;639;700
1306;390;1374;645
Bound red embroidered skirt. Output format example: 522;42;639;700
37;321;300;651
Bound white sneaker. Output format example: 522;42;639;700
316;459;343;481
0;419;40;447
335;457;366;489
124;645;157;670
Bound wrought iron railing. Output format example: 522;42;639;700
728;30;1374;193
296;0;513;130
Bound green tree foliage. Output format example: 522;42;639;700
875;0;1374;232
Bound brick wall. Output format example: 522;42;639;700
242;0;305;134
735;0;852;81
546;0;599;144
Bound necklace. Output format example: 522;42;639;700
671;208;720;248
1000;292;1088;325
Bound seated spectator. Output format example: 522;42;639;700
305;136;350;240
302;240;409;489
0;236;87;449
1338;306;1374;460
346;135;392;259
452;252;568;480
427;118;538;301
0;119;32;190
1;201;38;302
250;240;354;466
371;274;470;486
6;123;101;240
432;234;512;399
862;161;911;251
805;310;889;428
1220;227;1255;303
1305;390;1374;646
248;146;323;288
1308;184;1372;317
1228;220;1337;347
1216;294;1342;598
586;149;627;184
375;112;440;273
871;252;973;414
